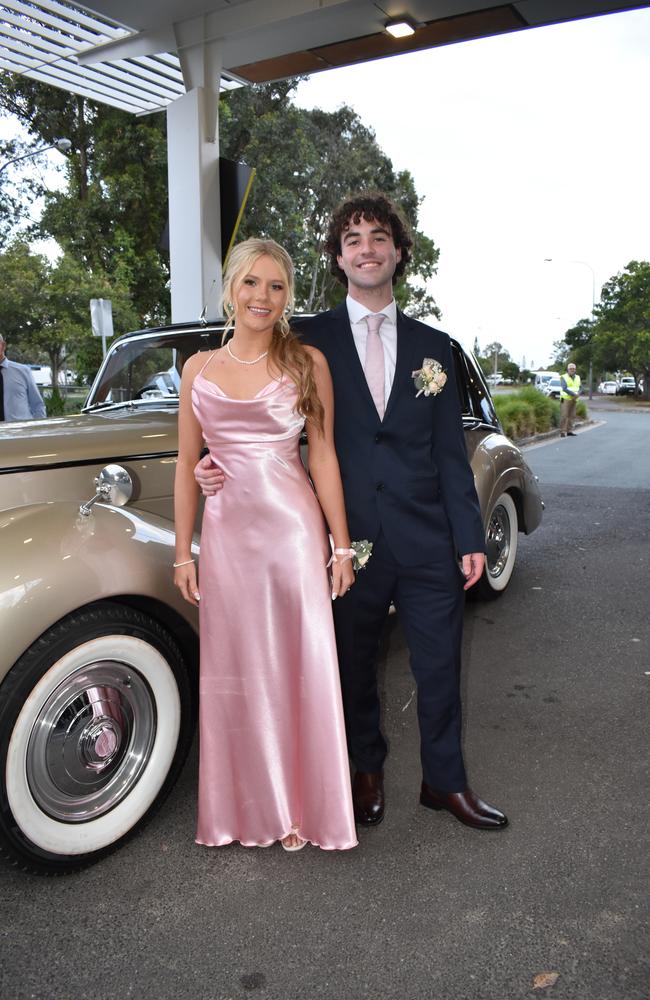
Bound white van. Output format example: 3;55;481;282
534;371;556;392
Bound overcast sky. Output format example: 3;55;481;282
295;7;650;368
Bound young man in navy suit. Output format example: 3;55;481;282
196;194;507;831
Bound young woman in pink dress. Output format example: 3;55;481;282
173;238;358;852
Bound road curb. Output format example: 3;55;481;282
517;418;594;448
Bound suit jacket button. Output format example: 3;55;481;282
374;433;382;443
376;482;384;492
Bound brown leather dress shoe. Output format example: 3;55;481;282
420;782;508;830
352;771;385;826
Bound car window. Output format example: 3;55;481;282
87;329;222;408
451;343;498;426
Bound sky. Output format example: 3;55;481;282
294;7;650;368
2;7;649;369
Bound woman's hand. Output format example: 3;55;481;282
331;558;355;600
174;561;200;606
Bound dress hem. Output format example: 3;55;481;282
195;835;358;852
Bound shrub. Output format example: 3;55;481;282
44;388;66;418
493;389;588;440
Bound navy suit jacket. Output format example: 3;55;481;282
297;303;484;565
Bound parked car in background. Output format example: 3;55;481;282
543;376;563;399
534;371;556;392
598;381;618;395
29;365;77;387
0;321;543;874
616;376;637;396
486;372;503;386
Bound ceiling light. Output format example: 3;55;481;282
385;19;416;39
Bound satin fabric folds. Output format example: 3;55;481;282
191;370;357;851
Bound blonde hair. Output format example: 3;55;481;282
222;238;323;431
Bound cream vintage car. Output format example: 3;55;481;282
0;321;542;873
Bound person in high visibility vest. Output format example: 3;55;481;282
560;362;581;436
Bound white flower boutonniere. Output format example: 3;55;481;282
412;358;447;398
351;539;373;571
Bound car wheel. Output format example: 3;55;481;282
473;492;519;600
0;602;195;874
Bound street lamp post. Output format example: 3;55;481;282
0;137;72;175
544;258;596;400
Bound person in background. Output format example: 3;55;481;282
560;362;581;437
0;335;46;422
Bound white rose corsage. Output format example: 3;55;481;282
328;537;373;571
351;539;373;571
412;358;447;397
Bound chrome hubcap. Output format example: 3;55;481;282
486;505;511;579
26;661;156;823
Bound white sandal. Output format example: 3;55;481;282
281;828;307;852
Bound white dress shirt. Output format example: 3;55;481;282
346;295;397;403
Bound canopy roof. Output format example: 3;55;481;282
1;1;648;115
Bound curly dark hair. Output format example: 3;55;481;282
325;193;413;287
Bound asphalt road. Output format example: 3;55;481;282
2;407;649;1000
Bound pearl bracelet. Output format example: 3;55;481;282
173;558;195;568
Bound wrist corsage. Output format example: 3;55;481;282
328;537;373;571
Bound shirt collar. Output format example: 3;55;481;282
346;294;396;327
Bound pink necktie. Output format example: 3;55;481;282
364;313;386;418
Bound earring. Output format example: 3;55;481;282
226;302;233;311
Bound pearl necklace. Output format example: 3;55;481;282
226;340;269;366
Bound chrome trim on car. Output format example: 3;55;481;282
0;451;178;476
25;661;157;823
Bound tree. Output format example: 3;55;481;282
1;75;442;327
0;75;170;325
220;85;441;317
0;241;139;385
591;261;650;398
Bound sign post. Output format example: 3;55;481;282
90;298;114;357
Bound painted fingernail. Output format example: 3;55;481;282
332;592;337;600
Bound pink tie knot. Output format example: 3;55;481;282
365;313;386;336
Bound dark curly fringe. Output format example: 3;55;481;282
325;192;413;287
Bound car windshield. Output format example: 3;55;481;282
85;328;223;410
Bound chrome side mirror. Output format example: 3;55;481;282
80;464;133;517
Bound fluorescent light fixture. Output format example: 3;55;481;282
385;19;416;39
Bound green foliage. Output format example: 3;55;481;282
501;360;520;382
220;85;440;316
44;387;65;417
494;387;588;439
0;74;170;325
0;240;139;385
591;261;650;397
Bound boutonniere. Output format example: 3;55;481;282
412;358;447;397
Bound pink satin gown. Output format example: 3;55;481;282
191;361;357;850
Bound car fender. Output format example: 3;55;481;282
470;433;543;535
0;501;199;682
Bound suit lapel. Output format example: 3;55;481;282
329;302;380;418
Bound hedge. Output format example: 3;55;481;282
493;387;587;440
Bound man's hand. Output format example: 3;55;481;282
461;552;485;590
194;454;225;496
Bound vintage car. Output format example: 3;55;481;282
0;321;543;873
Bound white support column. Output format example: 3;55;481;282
166;70;222;323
